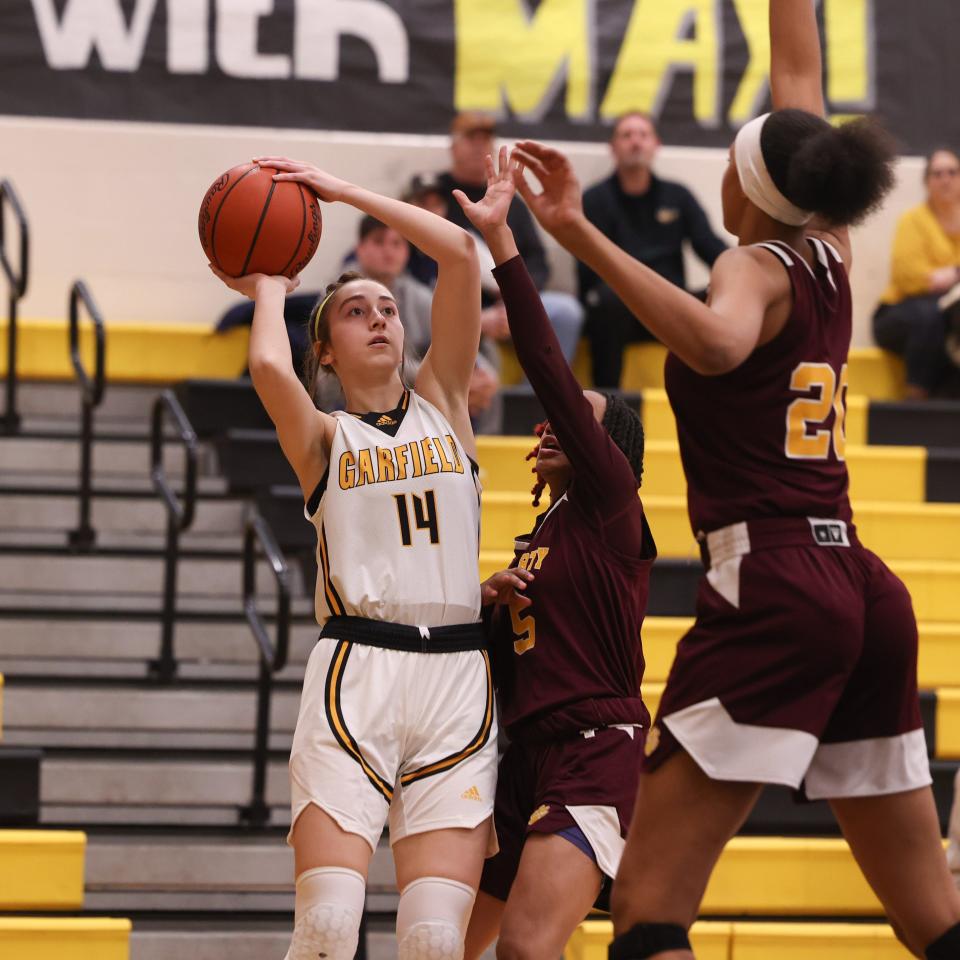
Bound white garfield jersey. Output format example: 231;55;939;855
308;391;482;628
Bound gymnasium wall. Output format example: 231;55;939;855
1;115;924;346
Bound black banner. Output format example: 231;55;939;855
1;1;958;154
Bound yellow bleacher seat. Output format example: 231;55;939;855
733;922;912;959
499;341;904;400
478;493;960;563
640;618;960;688
935;688;960;758
0;918;130;960
0;831;86;910
477;438;927;503
480;553;958;619
566;921;912;960
0;318;248;383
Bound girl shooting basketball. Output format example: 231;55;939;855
210;160;498;960
511;1;960;957
451;150;655;960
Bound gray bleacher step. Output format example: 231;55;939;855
0;528;246;554
42;803;292;828
85;833;395;891
0;552;301;595
4;683;301;737
0;589;314;615
0;436;202;476
15;382;173;421
130;927;496;960
0;618;318;664
42;757;291;806
0;471;227;496
0;494;247;535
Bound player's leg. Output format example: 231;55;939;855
285;640;396;960
464;892;507;960
813;554;960;957
829;788;960;956
609;750;761;960
495;832;602;960
392;821;493;960
285;804;375;960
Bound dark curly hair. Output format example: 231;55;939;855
526;393;645;507
760;109;896;226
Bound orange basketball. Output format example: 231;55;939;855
198;162;322;278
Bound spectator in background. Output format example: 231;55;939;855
580;111;727;387
417;112;584;365
873;149;960;400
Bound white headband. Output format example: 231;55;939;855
734;113;813;227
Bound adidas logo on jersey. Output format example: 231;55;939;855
461;786;482;802
376;414;397;427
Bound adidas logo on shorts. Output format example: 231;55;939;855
461;785;481;802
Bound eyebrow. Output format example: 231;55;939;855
340;293;398;308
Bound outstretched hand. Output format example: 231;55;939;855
512;140;584;236
208;264;300;300
252;156;352;203
453;146;519;235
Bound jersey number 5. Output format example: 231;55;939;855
394;491;439;546
785;362;848;461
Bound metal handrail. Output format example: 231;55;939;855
239;510;291;828
66;281;106;552
147;390;198;682
1;180;29;434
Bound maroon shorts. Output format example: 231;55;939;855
480;724;643;902
645;517;931;799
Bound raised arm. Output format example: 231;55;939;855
768;0;852;261
769;0;825;117
261;157;481;455
210;267;335;499
455;151;639;516
512;142;782;375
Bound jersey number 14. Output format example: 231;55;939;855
393;491;439;546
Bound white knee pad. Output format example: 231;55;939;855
284;866;365;960
396;876;477;960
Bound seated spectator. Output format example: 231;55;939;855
580;111;727;387
411;112;584;367
217;215;501;431
873;149;960;400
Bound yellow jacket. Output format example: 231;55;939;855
881;203;960;305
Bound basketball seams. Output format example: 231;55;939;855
241;179;278;276
207;163;259;272
278;183;308;278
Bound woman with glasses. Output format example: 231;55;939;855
873;149;960;399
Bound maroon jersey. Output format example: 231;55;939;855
489;257;656;738
665;238;854;536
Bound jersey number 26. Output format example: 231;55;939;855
785;361;848;461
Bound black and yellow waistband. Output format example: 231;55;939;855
320;615;485;653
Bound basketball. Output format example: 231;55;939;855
198;162;322;278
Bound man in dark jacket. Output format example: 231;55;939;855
581;112;728;386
